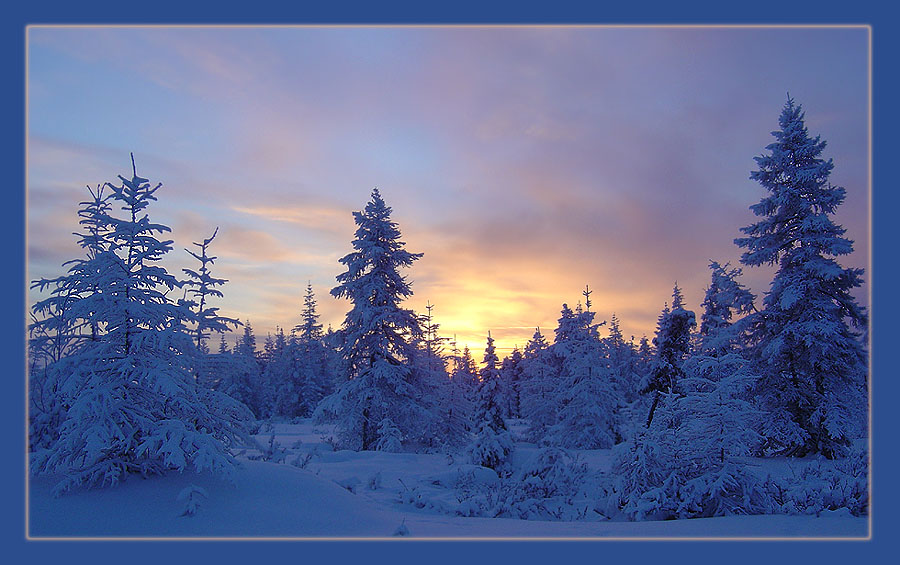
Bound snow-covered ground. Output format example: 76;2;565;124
28;420;868;539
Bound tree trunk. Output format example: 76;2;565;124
645;391;660;428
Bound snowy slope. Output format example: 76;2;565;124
28;436;868;539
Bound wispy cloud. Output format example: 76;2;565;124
231;205;352;236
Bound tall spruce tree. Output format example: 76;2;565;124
315;189;428;451
735;97;868;458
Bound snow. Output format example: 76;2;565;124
28;420;867;539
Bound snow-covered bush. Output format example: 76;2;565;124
397;481;453;514
608;430;681;521
467;416;513;473
291;451;313;469
454;448;591;521
610;437;770;521
765;447;868;516
336;476;361;493
249;432;287;464
677;461;770;518
518;447;587;501
608;389;769;521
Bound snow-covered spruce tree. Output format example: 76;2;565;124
219;320;265;418
278;283;331;418
314;188;429;451
273;331;303;419
467;333;513;471
605;315;646;441
412;304;469;451
31;156;250;494
499;347;524;419
735;97;868;458
636;335;653;377
258;333;279;420
437;367;473;451
680;260;761;463
548;303;618;449
29;184;117;451
446;344;478;438
679;361;760;465
296;281;324;343
519;327;556;443
480;331;501;391
418;301;448;370
179;227;256;431
610;382;709;521
453;346;481;393
699;261;756;356
295;282;331;406
309;286;333;394
264;327;296;418
236;320;258;358
605;314;635;402
641;285;696;427
30;184;113;364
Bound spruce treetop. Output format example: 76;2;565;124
736;97;854;268
734;97;867;457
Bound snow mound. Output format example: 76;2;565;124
29;460;401;537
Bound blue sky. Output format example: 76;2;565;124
26;26;870;354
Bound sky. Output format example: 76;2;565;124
26;26;870;357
